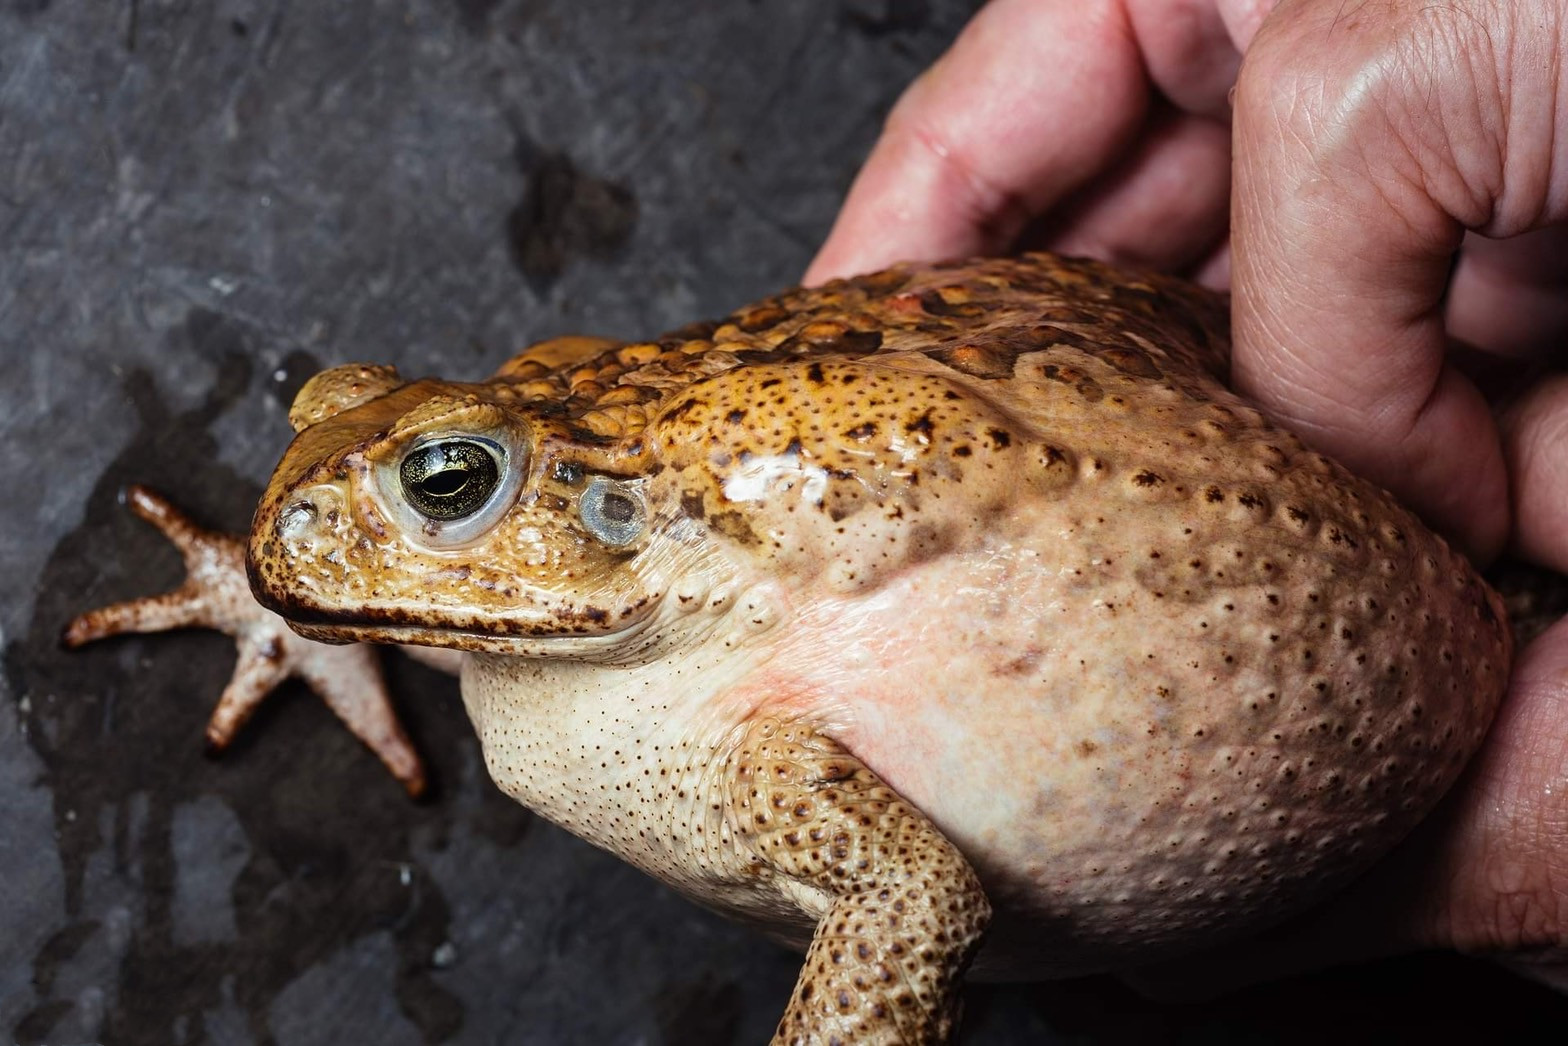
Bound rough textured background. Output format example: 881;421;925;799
2;2;1564;1044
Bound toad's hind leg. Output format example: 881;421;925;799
726;719;990;1045
63;485;427;795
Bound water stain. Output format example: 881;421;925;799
6;308;530;1045
507;137;638;291
266;347;324;413
841;0;931;36
452;0;503;34
654;976;742;1045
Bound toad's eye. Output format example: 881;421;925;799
579;475;646;547
400;440;501;520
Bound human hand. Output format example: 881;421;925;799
809;0;1568;989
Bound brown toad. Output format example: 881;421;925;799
69;253;1509;1045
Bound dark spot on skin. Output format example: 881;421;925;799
759;378;782;390
1288;506;1311;523
905;411;935;438
565;424;615;445
1100;347;1164;378
681;490;707;521
774;329;882;357
1238;493;1263;509
710;510;760;546
906;522;954;564
832;330;884;355
854;266;914;296
917;289;987;318
1076;739;1099;757
1132;470;1162;487
725;409;746;424
846;422;877;441
552;460;584;485
663;398;701;423
733;304;790;332
807;362;826;383
1039;362;1105;402
987;428;1011;449
784;438;804;457
953;445;972;457
997;648;1041;676
1205;487;1225;503
734;347;797;366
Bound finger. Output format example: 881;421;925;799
805;0;1152;284
1127;0;1245;115
1448;225;1568;360
1405;614;1568;959
1192;236;1232;289
1226;0;1541;560
1214;0;1282;51
1036;109;1231;276
1499;374;1568;572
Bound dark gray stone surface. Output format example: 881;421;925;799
2;2;1564;1044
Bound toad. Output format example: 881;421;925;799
68;253;1509;1045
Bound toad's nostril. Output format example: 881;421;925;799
277;500;317;539
276;487;343;541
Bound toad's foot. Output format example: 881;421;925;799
63;485;426;796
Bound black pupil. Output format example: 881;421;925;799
401;441;499;521
421;470;469;497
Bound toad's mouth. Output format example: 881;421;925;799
250;572;664;653
283;620;651;656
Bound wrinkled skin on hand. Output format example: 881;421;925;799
808;0;1568;992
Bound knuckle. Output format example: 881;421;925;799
1236;0;1509;222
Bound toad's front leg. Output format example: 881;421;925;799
63;485;429;795
725;718;991;1045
